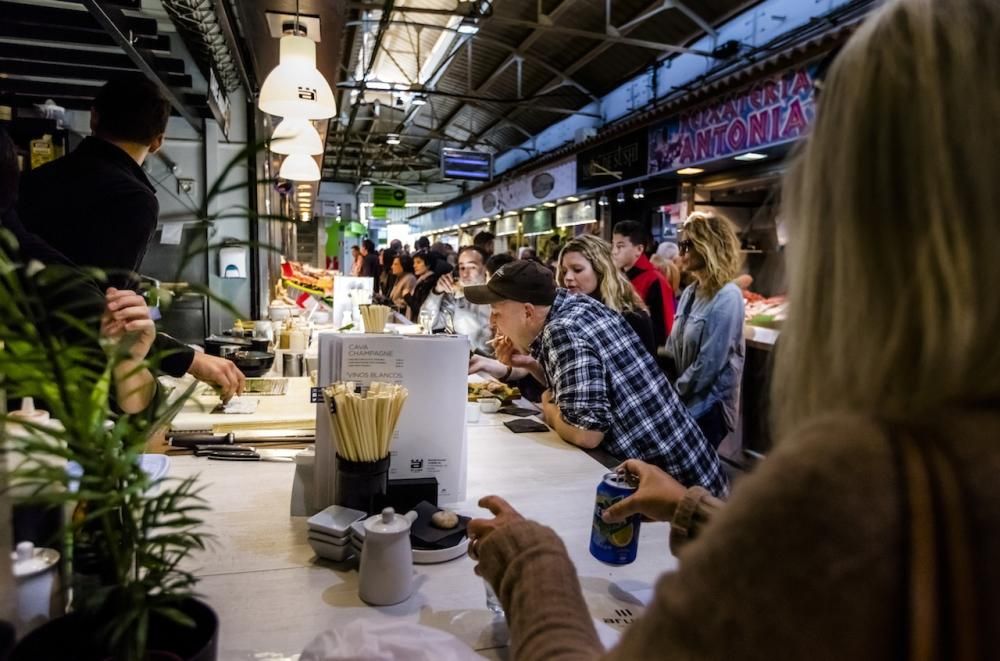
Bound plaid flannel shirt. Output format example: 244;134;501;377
532;290;728;497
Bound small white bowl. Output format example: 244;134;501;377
478;397;502;414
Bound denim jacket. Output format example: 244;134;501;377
665;282;745;429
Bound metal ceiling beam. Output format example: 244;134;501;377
417;0;586;157
0;42;186;73
335;82;599;117
483;17;713;56
80;0;204;132
0;21;170;51
464;0;697;150
0;58;193;89
343;20;599;100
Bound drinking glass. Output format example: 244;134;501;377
484;579;504;618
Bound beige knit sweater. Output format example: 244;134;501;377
477;410;1000;660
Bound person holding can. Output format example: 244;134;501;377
467;0;1000;658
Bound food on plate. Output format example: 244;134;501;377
430;510;459;530
467;381;520;403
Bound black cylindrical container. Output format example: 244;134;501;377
334;454;390;514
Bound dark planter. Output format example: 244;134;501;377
11;598;218;661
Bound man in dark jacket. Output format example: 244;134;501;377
15;77;243;399
359;239;380;280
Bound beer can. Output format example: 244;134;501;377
589;471;641;565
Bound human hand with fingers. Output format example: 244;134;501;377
189;352;245;403
601;459;688;524
101;287;155;361
434;273;455;294
467;495;526;568
492;335;545;384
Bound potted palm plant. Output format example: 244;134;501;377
0;233;217;660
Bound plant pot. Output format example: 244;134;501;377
10;598;218;661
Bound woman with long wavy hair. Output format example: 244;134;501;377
557;234;656;357
467;0;1000;658
664;211;745;448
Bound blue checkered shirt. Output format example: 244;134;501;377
532;290;728;497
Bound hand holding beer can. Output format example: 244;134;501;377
589;471;641;564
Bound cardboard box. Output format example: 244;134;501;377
315;332;469;507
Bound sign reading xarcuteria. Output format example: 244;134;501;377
648;64;818;174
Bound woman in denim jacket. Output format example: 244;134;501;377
665;212;745;448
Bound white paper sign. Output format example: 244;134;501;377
314;333;469;506
160;223;184;245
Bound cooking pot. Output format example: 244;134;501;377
226;351;275;377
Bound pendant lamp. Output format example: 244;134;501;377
270;118;323;155
259;34;336;119
279;153;320;181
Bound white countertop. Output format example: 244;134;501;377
173;408;676;659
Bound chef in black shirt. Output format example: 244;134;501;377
15;77;244;400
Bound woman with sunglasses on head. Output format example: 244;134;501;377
469;0;1000;658
664;212;745;449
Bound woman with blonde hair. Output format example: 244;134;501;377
663;211;745;447
467;0;1000;657
557;234;656;356
649;253;681;304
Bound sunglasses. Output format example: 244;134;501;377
678;239;694;255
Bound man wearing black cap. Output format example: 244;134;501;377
465;260;727;496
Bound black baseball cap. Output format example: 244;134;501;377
464;260;556;305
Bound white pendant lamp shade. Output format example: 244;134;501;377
258;35;336;119
270;118;323;155
279;153;320;182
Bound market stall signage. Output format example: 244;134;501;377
556;201;596;227
495;215;518;236
576;130;648;191
370;206;387;219
648;64;817;174
471;158;576;218
522;209;553;235
373;186;406;208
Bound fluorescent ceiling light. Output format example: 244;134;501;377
366;81;392;91
734;152;767;161
360;179;372;186
411;93;428;106
457;18;479;34
565;196;579;202
676;167;705;175
523;206;536;211
386;133;401;145
542;202;556;208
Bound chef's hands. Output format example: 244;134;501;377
189;352;245;403
101;288;155;361
468;495;525;571
601;459;688;524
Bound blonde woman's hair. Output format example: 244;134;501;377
557;234;646;314
681;211;742;298
774;0;1000;439
650;254;681;293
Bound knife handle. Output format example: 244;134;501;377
169;432;234;448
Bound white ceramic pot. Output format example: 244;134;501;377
11;542;62;635
358;508;418;606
